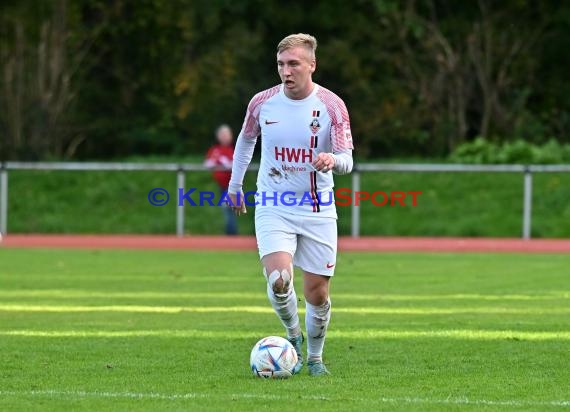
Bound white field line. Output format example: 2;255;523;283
1;304;569;315
2;329;570;340
0;389;568;408
0;289;568;301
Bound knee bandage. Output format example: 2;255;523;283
264;267;292;294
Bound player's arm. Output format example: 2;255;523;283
228;96;262;215
228;132;257;215
330;150;353;175
312;150;352;174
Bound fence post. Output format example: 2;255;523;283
351;170;360;238
522;167;533;240
176;168;185;237
0;165;7;236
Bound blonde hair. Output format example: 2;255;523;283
277;33;317;59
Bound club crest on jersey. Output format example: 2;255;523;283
309;118;321;134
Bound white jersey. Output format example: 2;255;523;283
235;83;353;218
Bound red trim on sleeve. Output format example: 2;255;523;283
316;87;354;152
241;85;280;139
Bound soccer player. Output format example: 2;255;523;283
204;124;238;235
228;33;354;376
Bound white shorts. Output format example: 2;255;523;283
255;207;338;276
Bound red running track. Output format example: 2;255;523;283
1;234;569;253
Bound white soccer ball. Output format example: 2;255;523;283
250;336;298;379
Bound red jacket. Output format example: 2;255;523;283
204;144;234;189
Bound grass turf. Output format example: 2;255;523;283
0;248;569;411
6;168;570;237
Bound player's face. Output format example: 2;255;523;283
277;46;316;100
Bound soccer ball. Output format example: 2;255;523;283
250;336;298;378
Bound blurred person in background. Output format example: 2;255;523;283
204;124;238;235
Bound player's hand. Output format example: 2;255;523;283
229;192;247;216
312;152;335;173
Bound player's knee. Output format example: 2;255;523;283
308;292;328;306
264;268;292;295
305;286;329;306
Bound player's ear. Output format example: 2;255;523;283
310;59;316;74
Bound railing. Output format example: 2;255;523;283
1;161;570;239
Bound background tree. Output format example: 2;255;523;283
0;0;104;159
1;0;568;160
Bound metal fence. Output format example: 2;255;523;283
1;161;570;239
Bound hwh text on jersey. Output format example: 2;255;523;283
274;146;313;163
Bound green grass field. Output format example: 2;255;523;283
1;248;569;411
6;168;570;237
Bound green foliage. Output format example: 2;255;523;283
450;138;570;164
2;0;570;160
448;138;498;164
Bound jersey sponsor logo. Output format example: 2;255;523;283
326;262;335;269
265;120;279;125
282;164;307;172
274;146;313;163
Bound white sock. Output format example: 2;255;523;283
266;283;301;338
305;298;331;362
